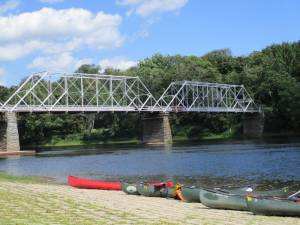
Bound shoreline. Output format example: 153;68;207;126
0;181;299;225
22;132;300;150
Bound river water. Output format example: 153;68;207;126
1;137;300;189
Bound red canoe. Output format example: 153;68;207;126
68;176;173;190
68;176;122;190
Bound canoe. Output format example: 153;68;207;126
200;189;248;211
122;183;140;195
136;183;170;197
122;181;174;195
220;187;290;198
181;187;201;203
246;196;300;216
68;176;122;190
166;187;176;198
69;176;173;191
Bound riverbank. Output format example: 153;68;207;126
22;131;236;149
22;131;300;149
0;175;299;225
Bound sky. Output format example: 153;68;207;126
0;0;299;86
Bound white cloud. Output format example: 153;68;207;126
116;0;188;17
0;67;6;85
40;0;64;4
0;40;47;60
0;8;124;61
0;0;19;15
99;57;138;72
27;52;92;72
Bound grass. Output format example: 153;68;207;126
24;134;140;148
0;178;299;225
173;129;236;143
31;130;235;148
44;138;140;147
0;181;178;225
0;171;41;183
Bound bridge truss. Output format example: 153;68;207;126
156;81;258;113
1;72;158;112
0;72;258;113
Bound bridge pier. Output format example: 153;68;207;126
0;112;20;152
142;112;172;145
243;113;264;137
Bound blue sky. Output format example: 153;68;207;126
0;0;299;86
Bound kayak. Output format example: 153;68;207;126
246;196;300;216
68;176;122;190
181;187;201;203
200;188;248;211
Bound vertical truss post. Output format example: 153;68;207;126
96;77;99;108
110;76;113;107
80;75;84;108
64;74;68;110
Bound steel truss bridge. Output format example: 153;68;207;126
0;72;258;113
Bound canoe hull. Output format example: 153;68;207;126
181;187;201;203
218;187;290;198
68;176;122;190
122;181;174;196
200;189;248;211
246;197;300;216
122;183;140;195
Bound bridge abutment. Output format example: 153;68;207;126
243;113;264;137
142;112;172;145
0;112;20;152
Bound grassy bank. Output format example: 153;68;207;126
23;130;300;149
24;130;236;148
23;133;140;148
0;171;41;183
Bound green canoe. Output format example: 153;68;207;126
200;189;248;211
122;183;140;195
181;187;201;203
166;187;176;198
137;183;168;197
219;187;290;198
246;196;300;216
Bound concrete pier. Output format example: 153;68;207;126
243;113;264;137
0;112;20;152
142;112;172;145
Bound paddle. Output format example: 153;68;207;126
287;190;300;200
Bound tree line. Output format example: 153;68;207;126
1;41;300;145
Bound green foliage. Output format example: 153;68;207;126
76;64;100;74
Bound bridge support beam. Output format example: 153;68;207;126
0;112;20;152
142;112;172;145
243;113;264;137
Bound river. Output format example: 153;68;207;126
1;137;300;189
